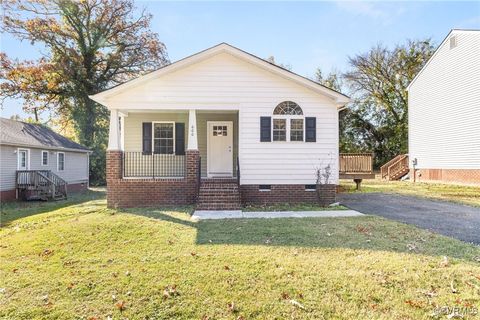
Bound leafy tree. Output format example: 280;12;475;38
343;40;435;167
315;40;434;167
1;0;169;184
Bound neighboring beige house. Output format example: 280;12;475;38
408;29;480;185
90;43;350;209
0;118;90;201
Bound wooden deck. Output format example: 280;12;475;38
16;170;68;201
339;153;375;179
339;153;375;189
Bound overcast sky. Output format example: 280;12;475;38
1;1;479;120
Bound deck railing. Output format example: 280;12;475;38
339;153;373;174
122;152;186;178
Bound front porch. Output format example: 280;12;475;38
115;109;239;179
106;108;240;208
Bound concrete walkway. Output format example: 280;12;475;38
191;210;363;221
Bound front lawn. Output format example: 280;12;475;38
1;192;480;319
341;178;480;207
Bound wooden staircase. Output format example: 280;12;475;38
16;170;68;201
196;179;241;210
380;154;410;181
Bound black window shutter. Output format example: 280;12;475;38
175;123;185;155
142;122;152;154
260;117;271;142
305;117;316;142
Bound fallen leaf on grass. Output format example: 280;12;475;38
419;289;437;298
281;292;290;300
39;249;54;258
227;302;237;313
289;299;306;310
115;300;126;312
451;280;458;293
355;224;373;236
405;299;425;308
407;243;417;251
163;285;179;299
440;256;450;267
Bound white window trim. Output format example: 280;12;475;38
152;121;176;155
57;152;65;171
17;148;30;170
272;115;305;142
41;150;49;166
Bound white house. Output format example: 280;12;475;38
0;118;90;201
408;29;480;185
91;43;350;209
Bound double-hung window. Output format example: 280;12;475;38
153;122;175;154
273;119;287;141
272;101;304;142
57;152;65;171
41;150;49;166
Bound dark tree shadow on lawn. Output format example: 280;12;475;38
121;206;480;261
0;189;106;227
120;206;197;228
193;216;480;261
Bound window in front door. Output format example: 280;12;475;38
213;125;227;136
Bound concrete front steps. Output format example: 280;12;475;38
196;179;241;210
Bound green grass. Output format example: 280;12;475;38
341;178;480;207
243;202;347;212
1;192;480;319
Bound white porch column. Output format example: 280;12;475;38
107;109;121;151
187;109;198;150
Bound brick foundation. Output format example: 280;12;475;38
240;184;336;206
0;189;17;202
106;150;199;208
414;168;480;185
67;182;89;192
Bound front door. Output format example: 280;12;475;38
207;121;233;177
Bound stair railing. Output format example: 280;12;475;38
16;170;67;200
387;155;409;180
380;155;404;179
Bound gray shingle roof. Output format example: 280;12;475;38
0;118;90;152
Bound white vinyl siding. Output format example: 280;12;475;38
409;31;480;170
106;52;339;184
0;145;89;191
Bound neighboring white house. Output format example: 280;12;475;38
90;43;350;208
0;118;90;201
407;29;480;185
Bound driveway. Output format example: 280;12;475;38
337;192;480;244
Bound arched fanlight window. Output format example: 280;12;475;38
273;101;303;115
272;101;304;142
